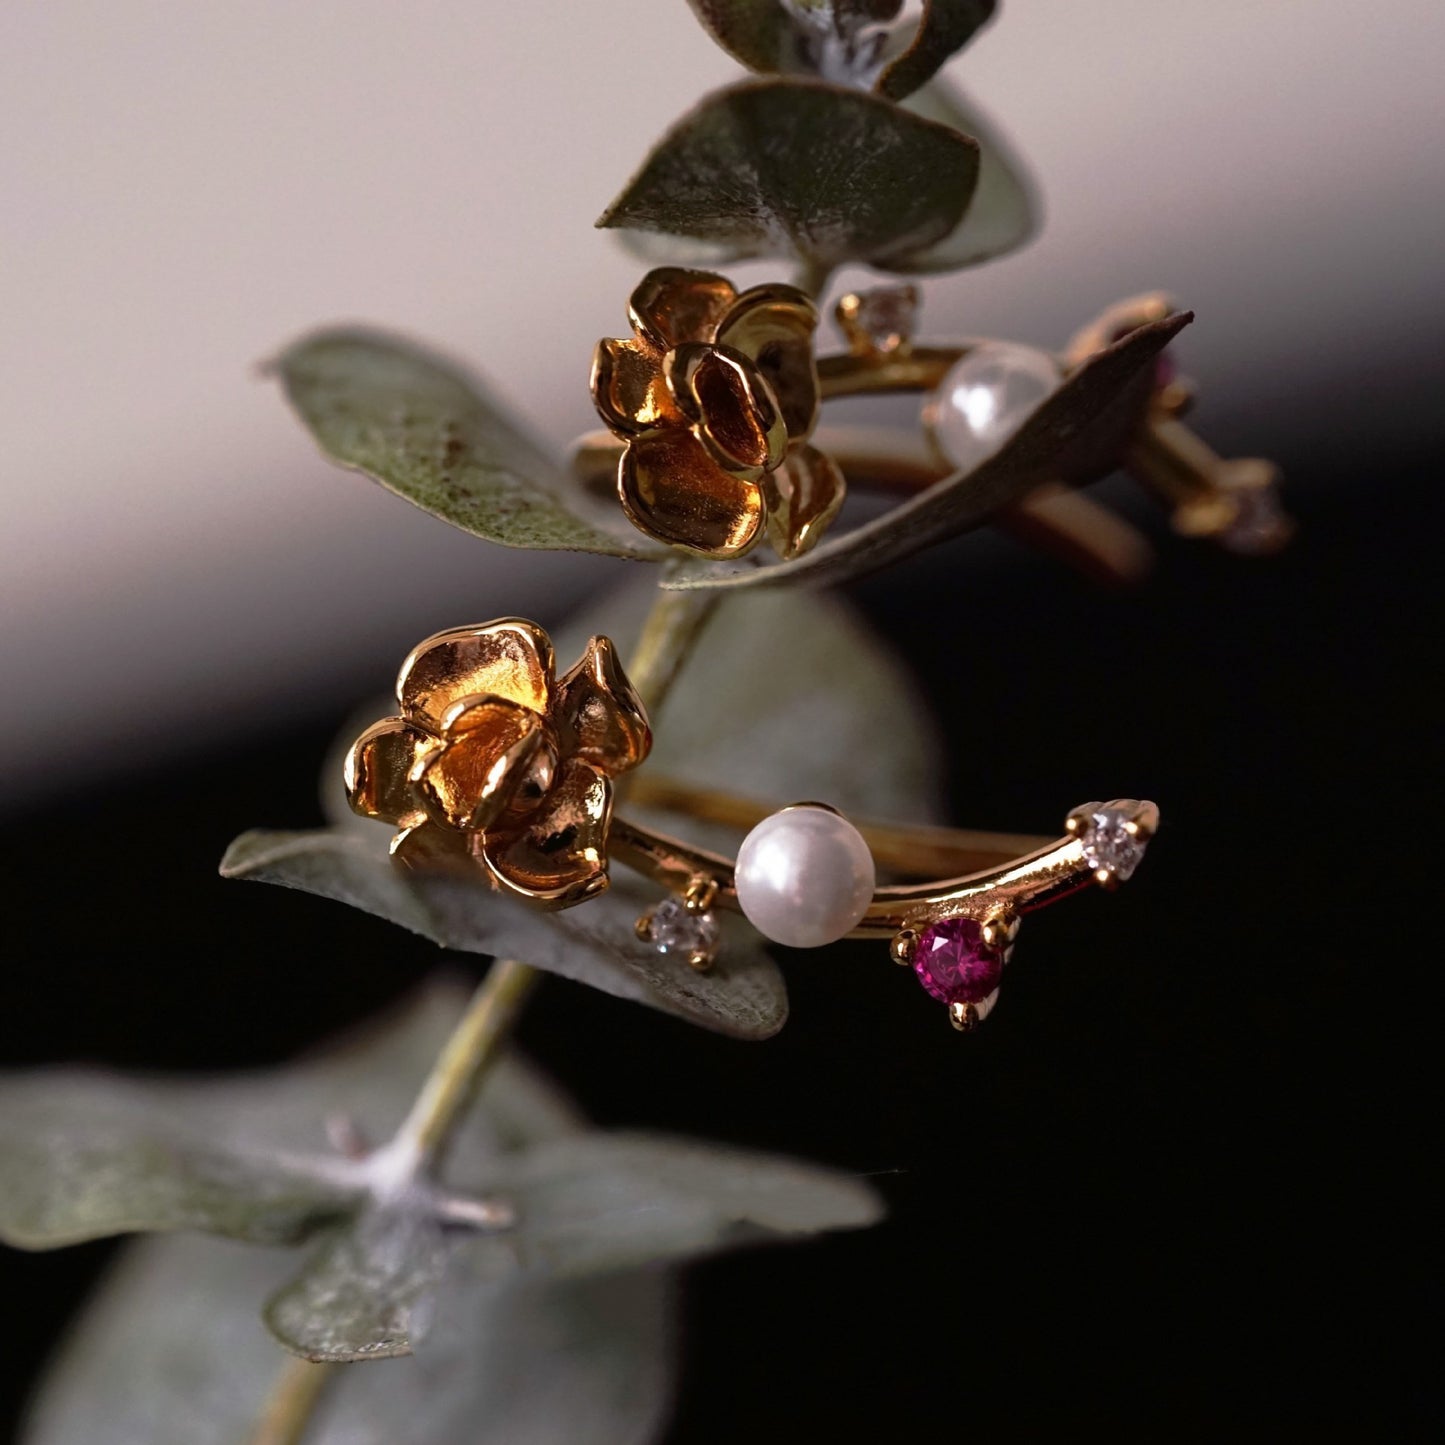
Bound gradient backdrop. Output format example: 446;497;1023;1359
2;1;1440;1436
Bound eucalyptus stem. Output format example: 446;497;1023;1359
247;1354;336;1445
791;257;835;301
396;957;540;1169
627;588;722;715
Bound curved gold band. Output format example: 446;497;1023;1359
573;421;1154;587
609;778;1157;940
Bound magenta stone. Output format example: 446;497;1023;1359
913;918;1003;1004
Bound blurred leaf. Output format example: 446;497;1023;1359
462;1132;883;1281
265;1204;448;1361
273;327;662;559
23;1229;678;1444
220;829;788;1040
0;986;571;1251
663;311;1192;590
554;581;944;842
268;1131;879;1361
598;79;978;271
876;0;996;100
0;1082;355;1249
885;78;1037;271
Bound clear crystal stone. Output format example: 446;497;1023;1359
850;285;918;353
1222;483;1290;555
1080;809;1147;881
647;896;720;957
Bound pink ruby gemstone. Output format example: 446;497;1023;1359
913;918;1002;1004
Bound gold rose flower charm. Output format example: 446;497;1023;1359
345;619;650;908
591;266;846;560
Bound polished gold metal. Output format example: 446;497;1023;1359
579;282;1287;587
345;619;651;909
1064;294;1293;552
608;796;1158;938
590;266;845;561
890;929;919;966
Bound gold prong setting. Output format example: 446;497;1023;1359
834;285;919;358
636;875;723;972
1070;799;1156;887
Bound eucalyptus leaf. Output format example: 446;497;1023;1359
597;78;978;271
461;1132;884;1282
0;985;572;1251
877;0;996;101
273;327;661;558
220;828;788;1041
887;78;1038;271
23;1231;677;1445
686;0;806;74
265;1204;449;1361
663;311;1192;591
268;1130;881;1361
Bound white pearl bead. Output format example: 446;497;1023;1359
734;805;876;948
930;341;1063;473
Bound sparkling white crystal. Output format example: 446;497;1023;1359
1080;809;1147;881
647;896;720;957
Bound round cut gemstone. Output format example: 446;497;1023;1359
913;918;1003;1005
647;896;720;957
1221;482;1290;555
1079;809;1146;880
851;285;919;354
930;341;1062;473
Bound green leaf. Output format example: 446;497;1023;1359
685;0;805;73
272;327;662;559
462;1132;883;1282
267;1131;880;1361
597;78;978;271
220;829;788;1041
663;311;1192;591
23;1233;678;1445
264;1204;448;1361
0;985;572;1251
884;78;1037;272
877;0;996;101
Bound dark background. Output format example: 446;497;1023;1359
1;448;1436;1436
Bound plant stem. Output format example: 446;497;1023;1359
627;588;722;715
248;1355;336;1445
396;957;541;1170
791;257;835;301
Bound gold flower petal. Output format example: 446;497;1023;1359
481;758;613;908
716;284;821;440
590;336;679;438
390;819;480;874
344;718;432;828
618;427;766;559
664;343;787;476
411;698;552;833
764;444;848;560
397;619;554;729
628;267;737;350
555;636;652;776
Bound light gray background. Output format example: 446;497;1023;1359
3;0;1440;799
